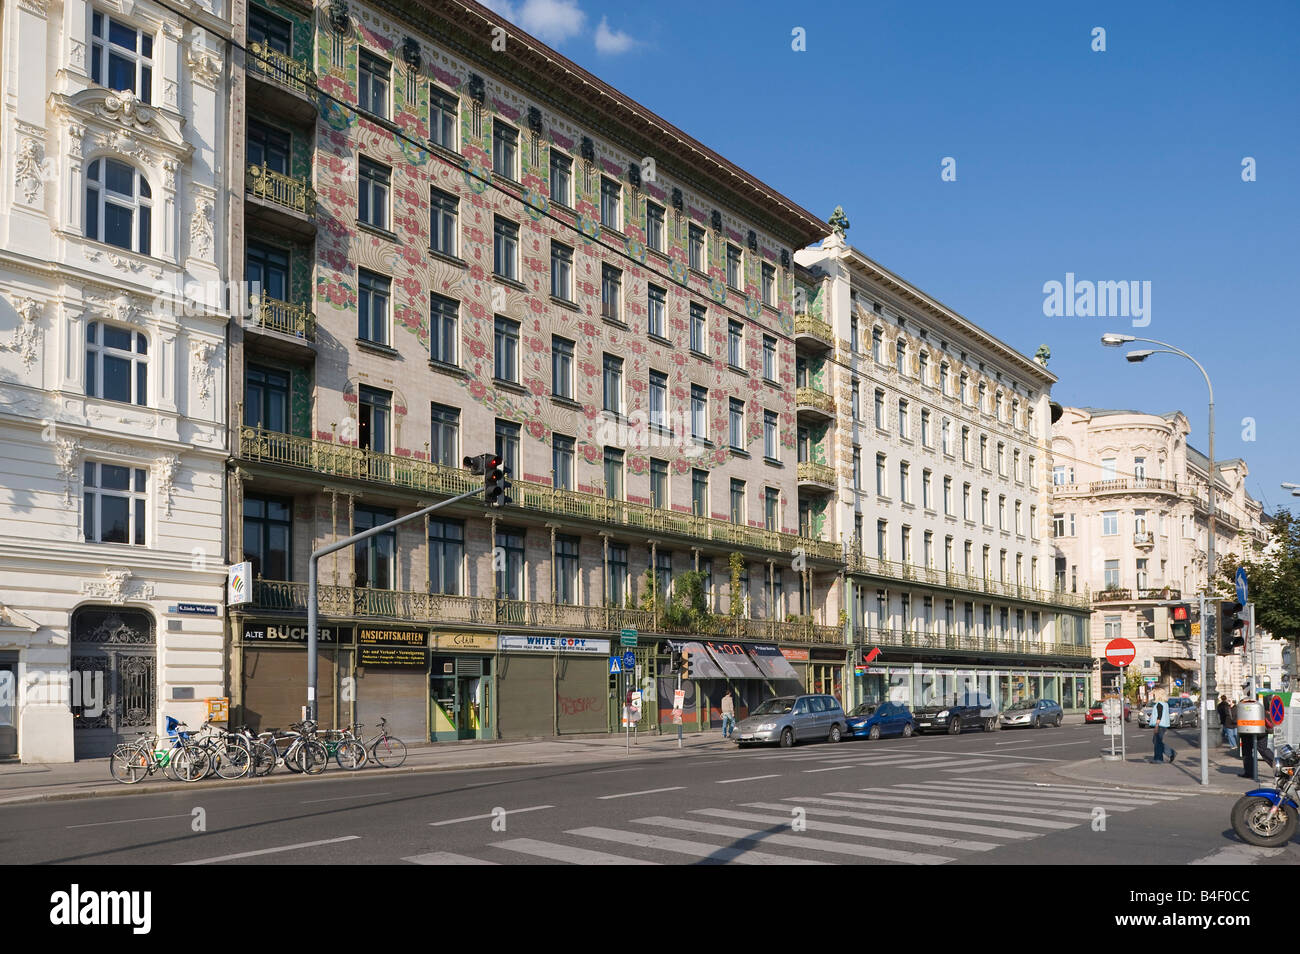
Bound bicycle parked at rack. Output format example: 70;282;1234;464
355;718;407;768
109;717;207;784
258;720;329;775
187;721;253;780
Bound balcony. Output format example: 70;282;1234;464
1087;477;1182;496
844;550;1090;611
797;461;837;492
246;164;317;236
854;626;1092;661
246;42;318;123
249;295;316;343
795;386;835;421
1093;586;1182;604
1133;531;1154;548
248;580;844;645
1093;587;1131;603
238;426;845;563
794;315;834;350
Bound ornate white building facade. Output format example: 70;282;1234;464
0;0;232;761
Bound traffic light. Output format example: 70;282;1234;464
463;453;489;475
1219;600;1246;653
1169;603;1191;640
465;453;512;506
680;649;692;680
669;649;682;673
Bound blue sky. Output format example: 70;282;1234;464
485;0;1299;513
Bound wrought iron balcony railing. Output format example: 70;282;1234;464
797;461;837;488
248;42;318;95
853;625;1092;659
253;295;316;341
843;549;1091;611
247;163;317;217
794;315;834;348
238;426;843;562
795;386;835;416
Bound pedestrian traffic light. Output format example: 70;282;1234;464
484;454;512;507
1220;600;1246;653
680;649;691;680
1169;603;1191;640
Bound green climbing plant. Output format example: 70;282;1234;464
728;552;745;619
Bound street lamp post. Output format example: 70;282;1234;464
1101;333;1214;787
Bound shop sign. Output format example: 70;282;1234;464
432;632;498;651
359;627;428;668
500;635;611;655
780;648;810;661
242;622;342;643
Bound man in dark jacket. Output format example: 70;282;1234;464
1216;695;1230;744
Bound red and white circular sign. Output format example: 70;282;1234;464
1105;638;1137;668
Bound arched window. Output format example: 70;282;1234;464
86;321;148;405
85;158;151;255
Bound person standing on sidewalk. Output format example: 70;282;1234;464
1150;693;1175;764
720;688;736;739
1223;698;1238;751
1216;695;1230;744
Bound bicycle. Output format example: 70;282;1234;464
109;718;206;784
258;721;328;775
189;721;252;780
358;717;407;768
320;724;367;771
234;725;277;777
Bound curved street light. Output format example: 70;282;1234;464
1100;332;1215;787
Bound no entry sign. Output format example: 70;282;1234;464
1105;637;1137;668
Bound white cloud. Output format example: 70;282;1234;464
478;0;518;20
594;15;635;55
482;0;587;45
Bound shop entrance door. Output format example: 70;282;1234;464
431;657;490;740
0;662;16;757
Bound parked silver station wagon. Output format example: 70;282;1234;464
733;694;847;748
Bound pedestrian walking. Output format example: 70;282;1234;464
1239;697;1257;778
720;688;735;739
1223;698;1238;751
1150;693;1175;764
1216;695;1230;744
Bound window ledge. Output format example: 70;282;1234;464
550;295;580;312
429;248;468;269
358;221;400;243
728;364;748;376
428;359;467;378
601;315;628;329
494;275;528;293
729;448;751;459
357;338;400;359
492;378;528;395
648;333;673;347
551;395;582;410
763;457;783;467
356;109;400;134
690;350;712;363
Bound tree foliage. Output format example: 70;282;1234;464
1215;509;1300;645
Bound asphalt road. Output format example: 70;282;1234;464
4;723;1296;866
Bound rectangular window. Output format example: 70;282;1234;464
726;244;742;289
943;476;953;515
429;292;458;365
876;453;886;496
1102;510;1119;535
655;551;673;602
981;490;990;526
730;478;745;524
550;242;573;301
430;188;458;256
761;263;776;307
430;86;458;150
85;321;148;406
899;462;910;503
1104;559;1120;589
358;157;390;230
797;426;809;464
763;410;778;460
1101;457;1118;480
922;469;933;509
900;525;912;564
552;434;574;490
1013;449;1022;482
607;543;628;606
689;303;706;354
1052;513;1065;538
428;517;464;595
492;122;518;179
555;535;580;605
920;409;931;447
358;385;390;454
764;488;779;531
997;442;1006;476
495;419;520;480
353;504;396;590
924;530;934;568
872;327;883;364
727;320;743;369
898;399;909;437
649;370;668;431
688;224;705;271
762;336;777;382
963;483;972;520
600;177;621;229
549;151;572;206
646;201;665;252
961;426;971;462
83;461;147;545
358;50;389;118
874;389;885;429
691;386;707;441
552;336;573;399
601;264;622;320
852;448;862;491
692;468;708;516
980;435;988;469
603;448;624;500
91;13;154;103
429;403;459;467
357;270;390;345
493;217;518;280
876;520;888;559
647;284;667;339
728;398;745;450
1015;501;1023;534
851;381;860;420
494;316;519;383
243;494;291;580
602;354;623;415
998;495;1007;530
650;458;668;509
495;529;524;600
244;364;288;432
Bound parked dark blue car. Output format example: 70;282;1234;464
846;701;917;740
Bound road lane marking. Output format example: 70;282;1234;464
181;835;360;865
1189;844;1287;865
404;852;498;865
992;739;1098;750
597;786;685;799
717;774;780;784
692;808;998;851
803;765;855;773
814;793;1075;829
957;778;1184;798
931;780;1172;804
942;762;1037;773
591;767;643;774
570;826;825;864
430;805;553;826
301;792;391;803
743;800;1037;839
882;784;1147;810
635;816;951;865
860;787;1094;819
493;838;659;864
67;813;192;829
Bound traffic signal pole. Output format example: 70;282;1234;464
305;487;485;722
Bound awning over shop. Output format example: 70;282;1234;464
702;640;766;680
1166;658;1198;672
746;644;802;681
680;641;727;679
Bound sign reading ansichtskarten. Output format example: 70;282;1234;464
358;627;427;668
500;635;611;655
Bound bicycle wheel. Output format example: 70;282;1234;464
250;741;277;776
335;740;367;770
213;738;251;780
283;740;304;773
369;735;407;768
298;740;329;775
110;744;151;784
174;745;211;783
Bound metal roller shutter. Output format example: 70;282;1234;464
355;669;428;744
497;654;553;739
557;656;607;735
241;649;336;732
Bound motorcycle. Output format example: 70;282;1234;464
1230;742;1299;847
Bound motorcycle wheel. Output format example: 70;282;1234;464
1231;795;1299;848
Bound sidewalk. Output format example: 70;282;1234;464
0;729;734;806
1046;725;1269;796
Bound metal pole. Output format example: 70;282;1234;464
677;670;683;749
1249;601;1258;782
1199;592;1208;786
1204;394;1215;788
306;487;484;720
1119;670;1126;762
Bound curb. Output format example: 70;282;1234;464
1045;757;1242;796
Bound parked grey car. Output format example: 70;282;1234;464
1139;697;1199;727
1000;698;1063;728
733;694;847;747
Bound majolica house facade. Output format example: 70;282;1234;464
795;233;1094;714
1050;407;1268;700
0;0;232;761
224;0;845;743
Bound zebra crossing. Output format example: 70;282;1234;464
765;747;1044;774
402;777;1190;866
